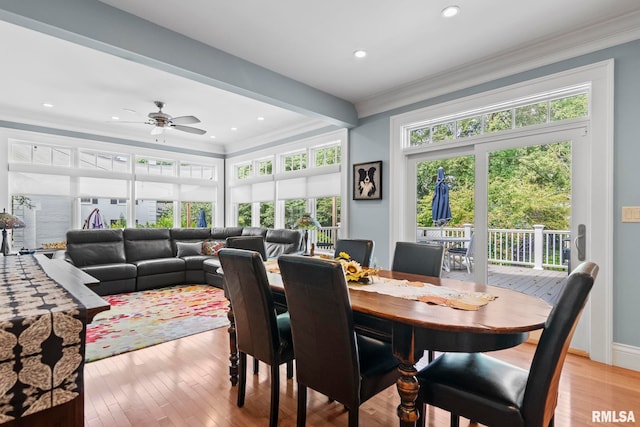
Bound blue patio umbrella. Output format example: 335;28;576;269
431;167;452;226
196;208;208;228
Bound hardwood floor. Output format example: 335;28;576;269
84;327;640;427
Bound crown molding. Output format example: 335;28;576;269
355;10;640;118
221;119;329;155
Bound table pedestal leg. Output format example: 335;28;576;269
396;363;420;427
227;306;238;386
393;323;420;427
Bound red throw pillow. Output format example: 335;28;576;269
202;240;225;256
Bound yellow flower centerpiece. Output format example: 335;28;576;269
335;252;379;283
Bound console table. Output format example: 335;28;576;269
0;254;108;427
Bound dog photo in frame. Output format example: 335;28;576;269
353;161;382;200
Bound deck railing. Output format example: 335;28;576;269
311;224;570;271
418;224;570;271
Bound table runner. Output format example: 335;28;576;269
264;262;495;310
0;255;87;423
348;277;495;310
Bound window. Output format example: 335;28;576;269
284;199;306;229
80;150;130;172
314;144;341;167
135;157;176;176
81;198;128;228
283;151;307;172
237;203;252;227
406;91;588;148
260;202;274;228
181;201;213;228
256;158;273;176
11;142;72;167
236;163;252;180
135;200;173;228
11;195;72;250
180;162;215;180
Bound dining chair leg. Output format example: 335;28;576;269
286;360;294;379
269;363;280;427
254;358;259;374
348;407;359;427
237;352;247;407
450;413;460;427
297;383;307;427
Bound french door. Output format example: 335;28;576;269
407;125;593;352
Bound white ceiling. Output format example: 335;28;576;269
1;0;640;154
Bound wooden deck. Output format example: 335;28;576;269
443;264;568;305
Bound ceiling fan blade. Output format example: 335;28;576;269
173;124;207;135
171;115;200;125
150;126;165;135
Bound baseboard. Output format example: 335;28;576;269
613;342;640;372
526;334;640;372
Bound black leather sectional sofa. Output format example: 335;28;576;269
64;226;304;296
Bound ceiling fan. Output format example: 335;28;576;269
142;101;206;135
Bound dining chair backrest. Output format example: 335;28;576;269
522;261;598;426
226;235;267;261
277;255;361;404
334;239;375;267
392;241;445;277
218;248;281;362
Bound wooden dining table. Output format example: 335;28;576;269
224;267;552;427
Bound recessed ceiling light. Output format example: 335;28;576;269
210;135;216;139
42;103;54;108
231;127;238;131
112;116;120;120
257;116;265;121
441;5;460;18
123;108;136;114
353;49;367;59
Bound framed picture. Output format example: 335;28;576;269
353;161;382;200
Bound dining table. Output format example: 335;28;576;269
223;265;552;427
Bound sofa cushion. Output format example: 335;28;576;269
124;228;173;262
134;257;186;276
265;229;304;258
182;255;213;270
66;229;126;267
176;241;203;257
242;227;268;237
202;257;222;273
81;263;137;281
211;227;243;240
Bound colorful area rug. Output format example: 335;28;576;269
85;284;229;362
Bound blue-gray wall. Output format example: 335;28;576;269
349;38;640;348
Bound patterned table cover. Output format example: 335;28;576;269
0;255;87;423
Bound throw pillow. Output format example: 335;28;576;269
202;240;225;256
176;241;203;257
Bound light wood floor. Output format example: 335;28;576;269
84;327;640;427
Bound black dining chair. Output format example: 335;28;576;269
277;255;400;427
218;248;295;427
225;235;267;260
334;238;375;267
415;261;599;427
392;241;445;277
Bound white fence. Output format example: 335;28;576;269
311;224;570;271
418;224;570;271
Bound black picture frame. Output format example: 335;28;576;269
353;161;382;200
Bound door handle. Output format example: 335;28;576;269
574;224;586;261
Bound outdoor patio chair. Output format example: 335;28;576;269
448;233;474;274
